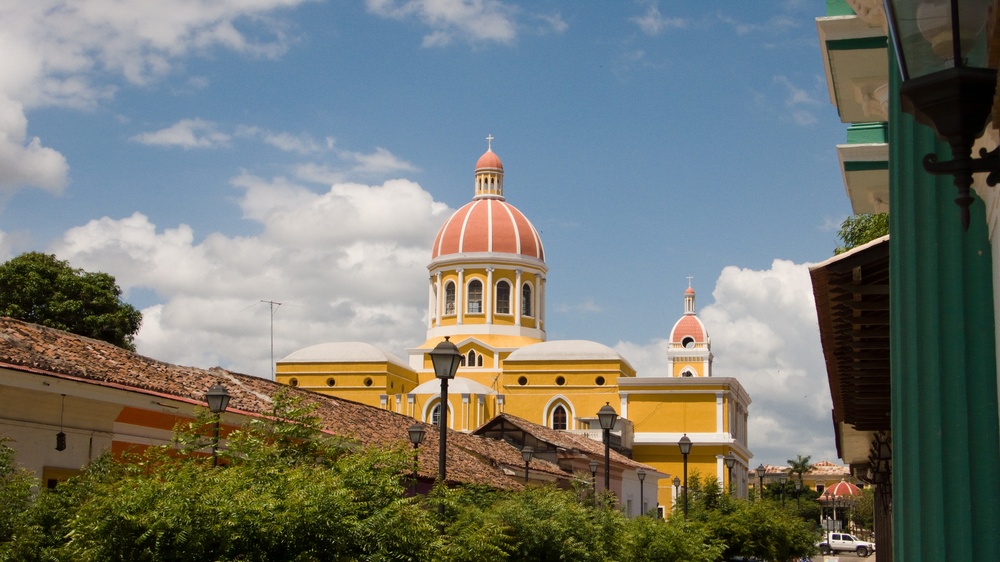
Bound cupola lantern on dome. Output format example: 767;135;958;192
475;134;505;200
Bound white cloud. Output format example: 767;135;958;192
0;0;307;192
131;118;232;149
630;3;686;36
0;95;69;192
366;0;519;46
617;259;838;466
341;146;419;176
50;176;451;377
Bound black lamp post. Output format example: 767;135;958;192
883;0;999;230
429;337;461;485
724;453;737;496
205;384;231;468
637;468;646;516
779;472;788;508
521;445;534;484
408;423;425;494
597;403;618;494
672;475;681;511
589;460;599;496
795;478;803;510
678;434;692;516
755;463;766;500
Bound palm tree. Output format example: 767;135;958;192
787;454;814;507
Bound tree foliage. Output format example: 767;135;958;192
1;397;819;561
0;252;142;350
834;213;888;255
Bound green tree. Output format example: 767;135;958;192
0;252;142;350
834;213;888;255
0;439;34;545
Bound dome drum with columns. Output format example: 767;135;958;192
275;137;752;517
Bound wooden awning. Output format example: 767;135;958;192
809;236;891;458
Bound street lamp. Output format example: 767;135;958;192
678;434;692;516
589;460;599;496
521;445;534;484
672;475;681;511
429;336;461;485
724;453;737;496
205;384;231;467
407;423;425;494
755;463;766;500
795;478;803;510
597;403;618;494
637;468;646;516
883;0;998;230
779;471;788;508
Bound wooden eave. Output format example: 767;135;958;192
809;236;891;447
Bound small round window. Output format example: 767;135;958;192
518;376;528;386
555;376;565;386
682;336;695;349
595;376;605;386
289;378;299;387
364;377;373;387
326;378;336;387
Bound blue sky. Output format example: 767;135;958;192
0;0;853;466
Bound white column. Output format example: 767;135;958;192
435;272;443;327
716;392;724;433
456;268;465;325
514;269;523;327
408;393;416;417
462;393;470;430
536;273;544;330
486;267;494;324
428;277;436;328
619;392;629;419
716;454;725;487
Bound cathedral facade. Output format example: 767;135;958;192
276;141;752;513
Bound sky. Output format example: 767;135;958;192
0;0;855;467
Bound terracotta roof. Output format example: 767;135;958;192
475;149;503;171
431;199;544;261
0;317;525;489
760;461;850;478
477;413;659;472
670;314;707;343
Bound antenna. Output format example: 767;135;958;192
261;300;282;380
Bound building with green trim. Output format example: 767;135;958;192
813;1;1000;560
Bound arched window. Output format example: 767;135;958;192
496;280;511;314
467;279;483;313
522;283;533;317
477;354;483;367
467;350;476;367
552;405;568;430
445;282;456;315
431;404;441;426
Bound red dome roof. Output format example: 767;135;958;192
670;315;706;343
476;149;503;170
820;480;862;500
431;198;544;261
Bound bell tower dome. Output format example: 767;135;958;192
667;283;713;377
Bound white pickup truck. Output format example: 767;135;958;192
817;533;875;557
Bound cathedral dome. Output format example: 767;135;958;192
431;141;544;262
431;199;544;260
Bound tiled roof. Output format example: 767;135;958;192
0;317;524;489
479;413;660;473
761;461;850;478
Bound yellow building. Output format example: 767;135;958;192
276;139;752;514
